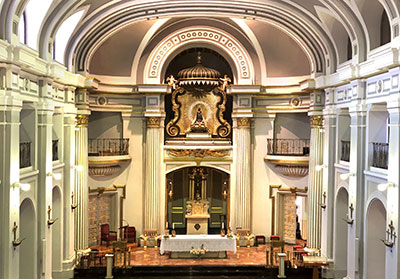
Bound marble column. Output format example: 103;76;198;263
234;117;251;229
144;117;163;231
37;104;54;278
62;108;76;268
74;114;89;249
307;115;324;249
0;98;21;279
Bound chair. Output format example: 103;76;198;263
139;229;158;248
100;224;117;246
123;226;136;243
236;228;255;247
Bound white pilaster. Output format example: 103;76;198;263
37;102;54;279
144;117;163;231
74;114;89;249
62;104;76;274
347;100;367;279
0;97;22;279
386;97;400;279
234;117;251;229
307;91;325;249
321;89;337;259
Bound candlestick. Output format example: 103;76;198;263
222;222;224;229
173;223;175;230
166;222;168;229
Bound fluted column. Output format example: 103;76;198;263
234;117;251;229
144;117;163;230
74;114;89;249
307;115;324;249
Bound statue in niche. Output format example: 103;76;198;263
190;107;209;133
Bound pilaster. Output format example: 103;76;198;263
234;117;252;229
321;89;337;259
144;116;163;232
386;97;400;279
74;88;90;249
307;91;325;249
37;102;54;278
347;98;367;279
0;97;22;279
62;104;76;273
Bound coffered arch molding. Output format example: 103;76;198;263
143;26;254;85
66;1;336;75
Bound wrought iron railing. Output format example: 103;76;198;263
88;138;129;156
52;140;59;161
340;140;350;162
20;142;31;168
267;139;310;156
372;142;388;169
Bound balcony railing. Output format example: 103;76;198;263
20;142;31;168
340;140;350;162
52;139;59;161
88;138;129;156
267;139;310;156
372;142;388;169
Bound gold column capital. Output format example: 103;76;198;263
76;114;89;127
237;117;251;129
310;115;323;128
147;117;161;128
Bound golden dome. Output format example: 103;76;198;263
177;52;221;90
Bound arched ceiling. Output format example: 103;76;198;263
0;0;398;86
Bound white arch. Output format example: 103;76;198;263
143;26;254;85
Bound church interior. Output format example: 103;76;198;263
0;0;400;278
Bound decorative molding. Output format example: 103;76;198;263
147;117;161;128
166;149;229;158
88;165;121;176
76;114;89;127
146;26;252;83
237;117;251;128
310;115;323;128
275;165;309;177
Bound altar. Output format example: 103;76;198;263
160;235;236;259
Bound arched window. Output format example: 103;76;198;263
24;0;53;50
380;11;391;46
54;10;84;64
18;11;27;44
347;37;352;61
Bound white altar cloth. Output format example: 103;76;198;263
160;235;236;255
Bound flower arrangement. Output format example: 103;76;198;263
226;231;234;239
190;244;208;255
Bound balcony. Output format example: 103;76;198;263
340;140;350;162
20;142;31;168
88;138;131;177
372;142;388;169
265;139;310;177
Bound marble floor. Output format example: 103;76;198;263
88;243;302;267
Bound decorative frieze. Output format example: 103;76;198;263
166;149;229;158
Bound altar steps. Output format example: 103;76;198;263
75;265;315;278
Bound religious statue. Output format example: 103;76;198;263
220;75;231;91
166;75;178;90
190;107;209;133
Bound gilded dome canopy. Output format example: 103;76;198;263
177;52;221;90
